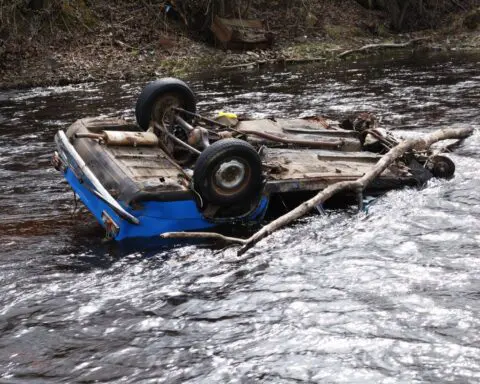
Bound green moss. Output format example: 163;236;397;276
376;24;391;38
283;42;336;58
324;24;366;39
60;0;97;29
157;55;220;76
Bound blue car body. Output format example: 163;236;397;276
55;129;269;241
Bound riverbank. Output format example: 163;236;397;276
1;51;480;383
1;2;479;90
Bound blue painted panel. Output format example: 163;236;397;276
65;168;120;228
64;169;268;240
65;169;215;239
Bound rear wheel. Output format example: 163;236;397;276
194;139;263;207
427;155;455;179
135;78;196;130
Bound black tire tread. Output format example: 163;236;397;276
194;139;262;206
135;78;196;130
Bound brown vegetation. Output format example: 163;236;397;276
0;1;479;88
356;0;479;31
161;126;475;256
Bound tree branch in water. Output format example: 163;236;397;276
338;37;430;59
161;231;247;245
161;126;474;256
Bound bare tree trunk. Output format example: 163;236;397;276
236;126;473;255
397;0;411;31
385;0;401;30
217;0;225;17
160;126;474;256
216;0;235;17
242;0;252;17
28;0;48;10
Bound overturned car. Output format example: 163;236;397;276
52;78;458;241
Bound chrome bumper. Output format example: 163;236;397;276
54;130;140;225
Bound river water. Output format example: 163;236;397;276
0;51;479;383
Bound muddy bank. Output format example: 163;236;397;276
2;33;479;90
1;2;479;90
1;52;480;383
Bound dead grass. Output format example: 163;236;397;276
1;1;479;89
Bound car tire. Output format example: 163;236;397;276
135;78;196;130
194;139;263;206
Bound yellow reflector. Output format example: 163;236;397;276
217;111;238;119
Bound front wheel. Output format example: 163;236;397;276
135;78;196;130
193;139;263;206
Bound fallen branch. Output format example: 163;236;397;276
161;126;473;256
338;37;430;59
451;0;467;11
221;62;262;70
160;231;247;245
236;126;473;255
221;57;325;70
284;57;326;64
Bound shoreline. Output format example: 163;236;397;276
1;31;479;91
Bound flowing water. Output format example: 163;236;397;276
0;51;479;383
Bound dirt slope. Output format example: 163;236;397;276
0;1;478;89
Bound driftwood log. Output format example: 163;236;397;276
221;38;428;70
161;126;474;256
221;57;326;70
338;37;430;59
161;231;247;245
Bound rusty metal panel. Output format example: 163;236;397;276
74;116;417;199
103;131;159;147
262;148;401;191
78;119;186;191
105;146;187;192
83;118;138;132
237;118;362;151
211;16;273;50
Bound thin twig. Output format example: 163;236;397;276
159;127;473;257
338;37;430;59
161;231;247;245
451;0;467;11
221;57;325;70
236;126;473;255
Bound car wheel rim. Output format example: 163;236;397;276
152;95;180;125
214;160;247;191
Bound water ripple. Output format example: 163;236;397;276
1;51;480;383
